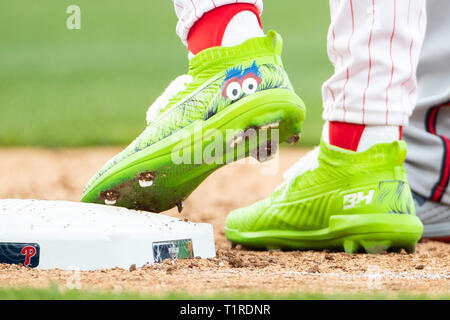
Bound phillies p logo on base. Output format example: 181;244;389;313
21;246;37;267
0;243;40;268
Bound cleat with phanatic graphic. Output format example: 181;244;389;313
82;31;306;212
225;140;424;254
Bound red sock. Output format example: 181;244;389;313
187;4;261;55
329;122;366;151
329;122;403;151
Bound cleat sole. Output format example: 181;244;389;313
82;89;305;212
226;214;423;254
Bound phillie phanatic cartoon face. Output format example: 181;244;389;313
221;61;263;100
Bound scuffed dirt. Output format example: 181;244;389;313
0;147;449;297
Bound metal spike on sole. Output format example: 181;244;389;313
229;135;244;148
288;134;301;145
176;202;183;213
138;172;155;188
102;190;120;206
259;121;280;130
139;180;153;188
404;245;416;254
251;141;278;163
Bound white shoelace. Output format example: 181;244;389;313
146;74;194;125
277;147;320;196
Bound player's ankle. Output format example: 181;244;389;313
187;4;263;55
324;121;402;152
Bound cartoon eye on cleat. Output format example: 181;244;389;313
101;190;120;206
138;171;155;188
223;81;242;100
221;61;262;101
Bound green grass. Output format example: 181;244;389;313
0;285;448;300
0;0;331;147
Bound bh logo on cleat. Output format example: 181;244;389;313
343;190;375;209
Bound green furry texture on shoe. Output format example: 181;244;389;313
83;31;295;197
82;31;306;212
225;140;423;253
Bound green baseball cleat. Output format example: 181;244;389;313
225;140;424;254
82;31;306;212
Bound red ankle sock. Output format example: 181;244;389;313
187;4;261;55
329;121;366;151
329;122;403;151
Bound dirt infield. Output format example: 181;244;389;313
0;147;449;297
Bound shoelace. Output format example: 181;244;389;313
277;147;320;197
146;74;194;125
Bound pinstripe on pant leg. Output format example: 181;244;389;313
322;0;426;125
404;0;450;205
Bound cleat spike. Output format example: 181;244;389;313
139;180;153;188
138;172;155;188
229;127;258;149
404;245;416;254
244;126;258;137
259;121;280;130
360;240;391;254
387;247;402;253
101;190;120;206
343;240;361;254
229;133;244;148
288;134;301;145
251;140;278;163
176;202;183;213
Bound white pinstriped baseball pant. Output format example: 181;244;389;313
173;0;426;126
172;0;450;203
